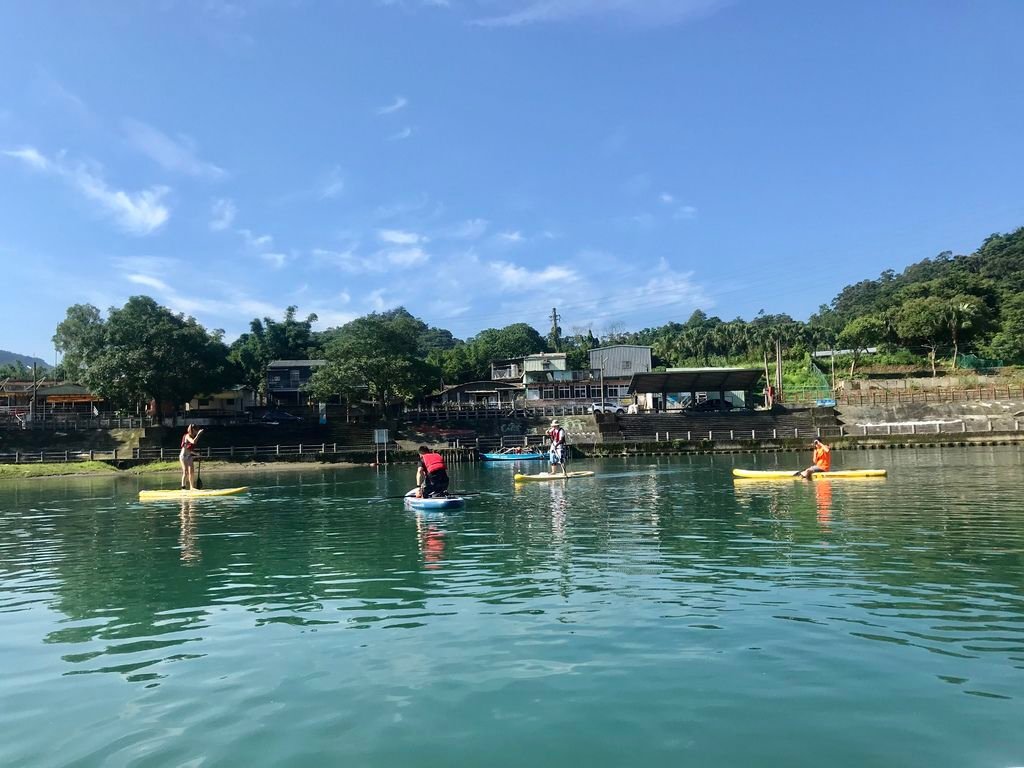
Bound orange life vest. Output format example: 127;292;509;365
813;444;832;471
421;452;446;474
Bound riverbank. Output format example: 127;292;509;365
579;429;1024;458
0;458;361;480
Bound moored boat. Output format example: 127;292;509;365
480;451;547;461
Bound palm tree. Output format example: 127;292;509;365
943;296;984;369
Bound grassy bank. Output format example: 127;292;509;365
0;461;120;478
0;458;365;480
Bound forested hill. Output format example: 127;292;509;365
822;227;1024;323
0;350;49;369
812;226;1024;365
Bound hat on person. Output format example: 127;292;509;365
550;419;560;426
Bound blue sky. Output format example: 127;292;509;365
2;0;1023;362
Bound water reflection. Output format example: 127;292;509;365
415;512;447;570
1;450;1023;765
178;499;200;564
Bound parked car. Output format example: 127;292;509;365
260;410;305;424
590;401;626;415
687;398;734;412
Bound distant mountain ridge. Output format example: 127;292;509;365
0;350;50;369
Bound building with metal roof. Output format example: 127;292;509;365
627;367;764;411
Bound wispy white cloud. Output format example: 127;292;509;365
496;230;524;243
471;0;730;27
319;166;345;199
673;205;698;220
377;95;408;115
490;261;578;289
367;288;395;312
312;247;372;273
3;145;170;235
260;252;290;269
122;118;225;180
112;256;181;274
660;192;675;204
2;147;50;170
385;246;429;266
209;198;237;230
33;72;95;124
388;126;414;141
446;218;489;240
126;273;172;292
378;228;425;245
238;228;273;249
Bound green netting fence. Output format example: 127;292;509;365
957;354;1003;371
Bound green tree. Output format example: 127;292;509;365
942;294;991;368
309;311;440;414
229;306;319;398
0;361;31;379
53;304;105;382
53;296;233;413
430;323;547;383
894;297;946;377
837;314;887;377
985;294;1024;363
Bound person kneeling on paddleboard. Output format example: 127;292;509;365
797;439;831;479
416;446;450;498
547;420;568;477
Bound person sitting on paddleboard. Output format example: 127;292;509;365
798;438;831;479
547;419;568;477
179;424;205;490
416;446;450;498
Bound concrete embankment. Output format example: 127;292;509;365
575;430;1024;458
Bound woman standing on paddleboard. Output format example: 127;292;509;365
547;420;568;477
179;424;205;490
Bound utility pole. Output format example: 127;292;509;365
549;307;561;352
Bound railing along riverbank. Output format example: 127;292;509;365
3;415;1023;465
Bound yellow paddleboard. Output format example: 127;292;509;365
732;469;886;480
139;486;249;500
514;471;595;482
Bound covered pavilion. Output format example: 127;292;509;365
626;367;764;411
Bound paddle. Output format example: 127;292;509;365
194;457;204;490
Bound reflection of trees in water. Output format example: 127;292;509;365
3;454;1023;684
15;498;435;683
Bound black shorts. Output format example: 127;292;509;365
421;469;450;497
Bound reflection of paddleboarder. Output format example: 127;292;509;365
178;499;200;564
815;481;833;528
546;420;568;477
415;514;445;570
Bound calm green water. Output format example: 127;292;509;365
2;447;1023;767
